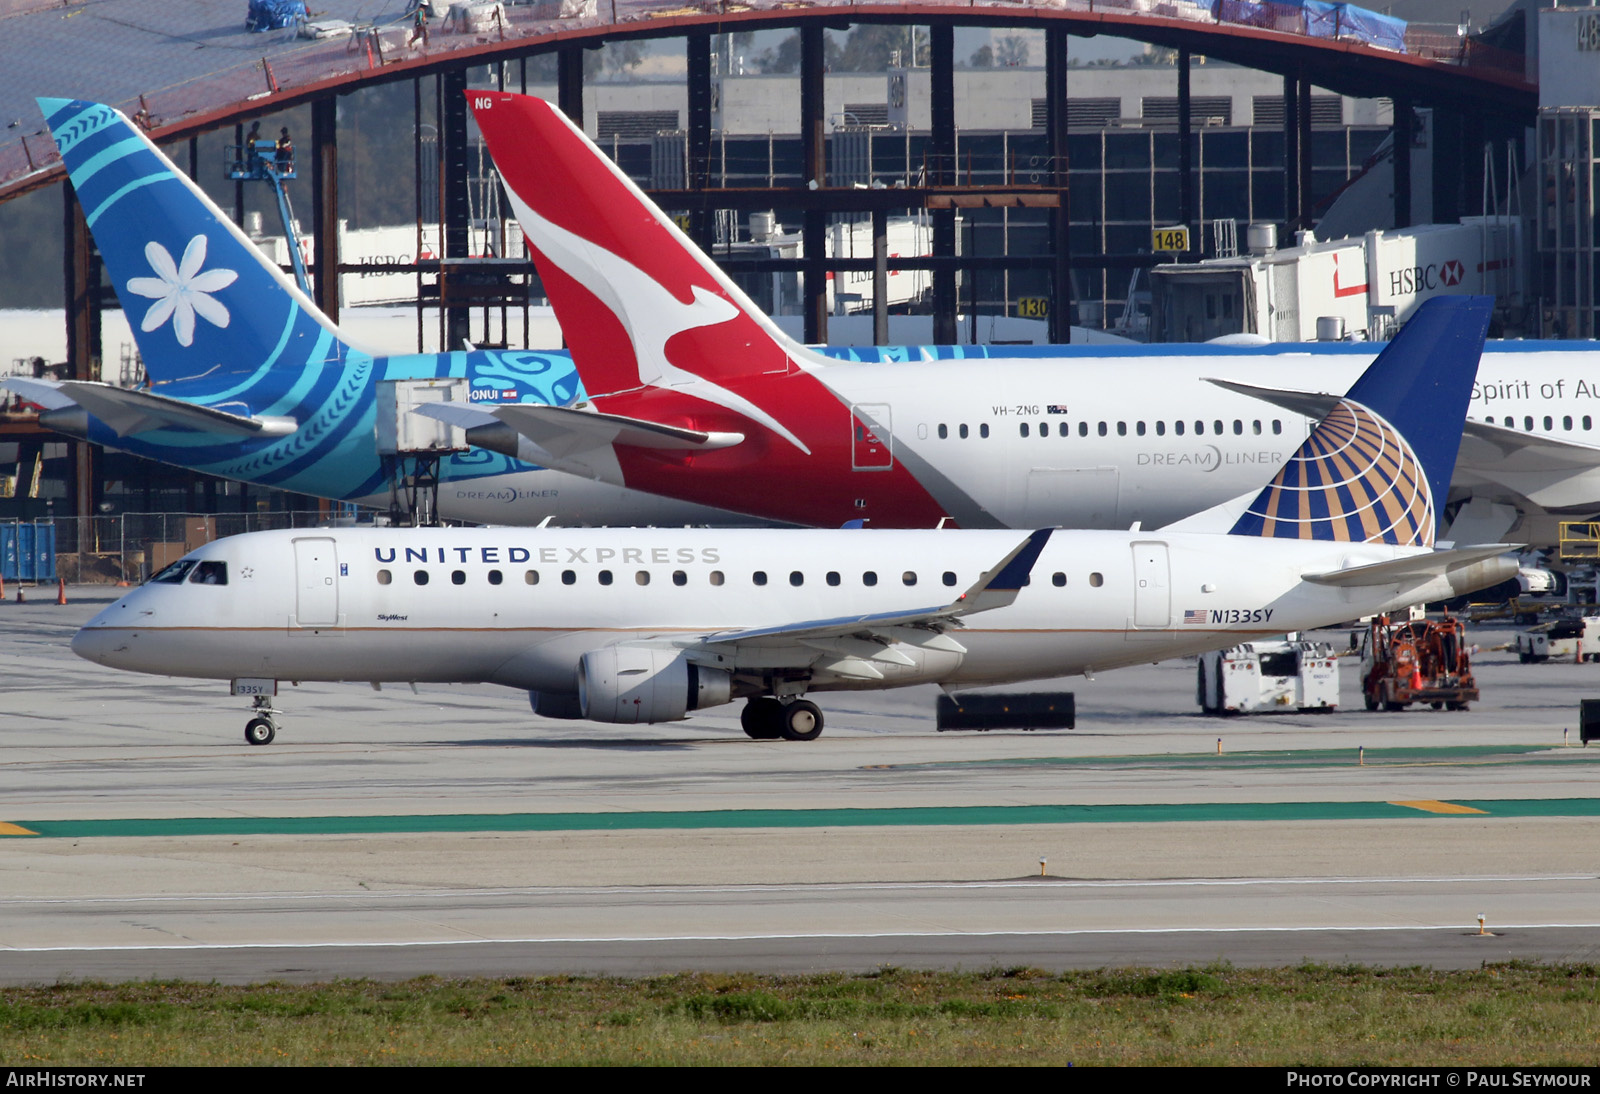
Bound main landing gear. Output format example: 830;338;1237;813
740;696;824;741
244;695;279;746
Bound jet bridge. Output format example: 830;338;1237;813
377;378;470;526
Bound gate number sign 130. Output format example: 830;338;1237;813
1152;226;1190;253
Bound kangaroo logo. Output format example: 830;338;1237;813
1229;399;1433;547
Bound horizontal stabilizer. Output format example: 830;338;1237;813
1204;377;1337;420
414;401;743;462
1209;377;1600;475
1301;544;1518;588
5;378;296;438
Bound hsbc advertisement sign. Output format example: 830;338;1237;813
1386;258;1466;298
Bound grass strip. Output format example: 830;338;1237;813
1;963;1597;1065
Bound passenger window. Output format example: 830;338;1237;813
1175;420;1186;436
959;424;969;439
1077;421;1088;437
673;571;688;586
979;423;990;439
451;570;466;585
1565;416;1574;430
1116;421;1126;436
414;570;429;586
1272;420;1282;434
598;570;613;586
1097;421;1107;436
1545;416;1554;431
1195;420;1205;435
827;571;841;586
1020;423;1030;438
561;570;576;585
188;561;227;586
376;569;392;586
1214;420;1224;434
1156;421;1165;436
1089;572;1104;587
1252;420;1262;435
525;570;539;585
151;560;195;584
1052;572;1066;587
1058;422;1069;437
902;571;917;586
753;571;768;586
1525;416;1534;431
863;571;878;586
790;571;804;587
942;571;957;586
938;424;948;439
636;571;651;586
1233;420;1242;435
1586;416;1593;430
1136;421;1146;436
488;570;503;586
709;571;725;586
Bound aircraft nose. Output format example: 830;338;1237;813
70;622;122;667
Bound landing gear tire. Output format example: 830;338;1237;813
741;697;784;740
245;717;276;746
780;699;824;742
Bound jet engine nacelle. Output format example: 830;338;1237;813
577;647;732;724
529;690;585;720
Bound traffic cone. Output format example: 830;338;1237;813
1410;667;1424;692
15;586;23;603
0;572;6;601
57;579;67;605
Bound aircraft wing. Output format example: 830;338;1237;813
679;530;1051;681
5;378;296;438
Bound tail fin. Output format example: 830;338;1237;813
468;92;815;403
38;98;370;388
1224;295;1492;546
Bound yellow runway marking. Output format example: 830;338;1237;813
1389;800;1489;815
0;822;39;835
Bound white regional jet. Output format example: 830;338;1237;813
72;297;1515;744
458;90;1600;546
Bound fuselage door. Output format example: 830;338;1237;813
1130;540;1172;630
851;403;893;471
293;536;340;628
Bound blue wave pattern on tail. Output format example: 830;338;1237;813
1225;295;1492;547
38;98;583;501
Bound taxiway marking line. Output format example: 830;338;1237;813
7;797;1600;838
1391;800;1490;814
5;923;1600;955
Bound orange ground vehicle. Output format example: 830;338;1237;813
1358;614;1478;711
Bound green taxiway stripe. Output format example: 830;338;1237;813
7;799;1600;838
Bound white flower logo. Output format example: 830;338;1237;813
126;235;238;347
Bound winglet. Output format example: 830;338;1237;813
958;528;1053;614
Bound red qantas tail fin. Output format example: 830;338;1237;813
470;92;817;451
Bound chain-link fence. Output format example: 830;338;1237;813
28;510;364;585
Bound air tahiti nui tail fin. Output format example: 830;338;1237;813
468;91;826;454
1223;294;1492;547
37;97;374;391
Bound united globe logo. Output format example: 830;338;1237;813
1228;400;1433;547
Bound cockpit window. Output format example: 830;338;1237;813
187;561;228;586
151;560;195;584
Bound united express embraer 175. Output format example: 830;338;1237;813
72;297;1515;744
13;97;1595;541
464;90;1600;544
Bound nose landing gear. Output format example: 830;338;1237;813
740;696;825;741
